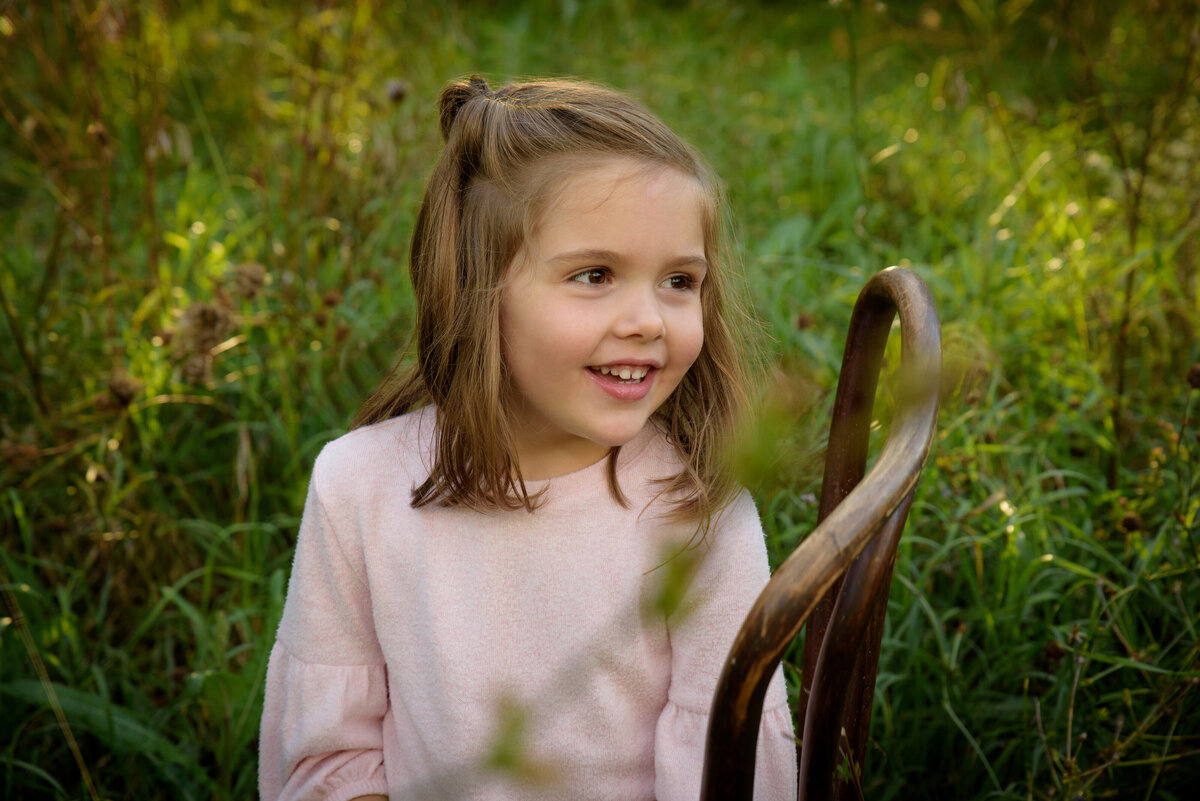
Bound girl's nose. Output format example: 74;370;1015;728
614;289;666;340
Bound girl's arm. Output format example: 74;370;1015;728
260;446;391;801
654;490;797;801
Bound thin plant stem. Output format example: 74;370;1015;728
1;573;101;801
0;253;48;417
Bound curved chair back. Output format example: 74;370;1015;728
701;266;942;801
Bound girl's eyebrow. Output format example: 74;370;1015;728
548;248;709;272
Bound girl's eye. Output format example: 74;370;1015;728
663;274;697;291
570;268;610;285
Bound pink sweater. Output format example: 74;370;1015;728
259;408;797;801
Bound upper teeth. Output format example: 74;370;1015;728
597;365;649;380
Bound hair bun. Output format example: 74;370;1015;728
438;75;494;140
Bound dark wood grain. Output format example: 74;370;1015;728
700;267;942;800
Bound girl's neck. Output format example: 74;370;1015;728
512;430;612;481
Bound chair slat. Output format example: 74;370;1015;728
701;267;941;801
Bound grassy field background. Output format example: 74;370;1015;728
2;1;1198;798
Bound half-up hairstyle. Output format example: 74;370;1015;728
354;76;752;525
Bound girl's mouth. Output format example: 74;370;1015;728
587;364;657;401
590;365;650;384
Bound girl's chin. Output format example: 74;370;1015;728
586;418;654;449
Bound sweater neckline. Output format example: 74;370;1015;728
405;406;663;507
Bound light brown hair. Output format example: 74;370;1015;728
354;76;752;524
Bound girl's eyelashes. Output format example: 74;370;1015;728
565;267;701;290
568;267;611;285
662;273;699;291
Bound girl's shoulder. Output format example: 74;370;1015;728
311;406;435;498
635;422;760;533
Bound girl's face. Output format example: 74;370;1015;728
499;158;707;480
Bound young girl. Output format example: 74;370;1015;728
259;76;797;801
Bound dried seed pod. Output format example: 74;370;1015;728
86;121;110;148
233;261;268;300
178;302;233;355
386;79;408;104
183;354;213;384
1187;363;1200;390
107;370;142;406
1042;639;1066;667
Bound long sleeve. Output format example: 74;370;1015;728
259;451;391;801
653;491;797;801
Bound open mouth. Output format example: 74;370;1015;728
589;365;651;384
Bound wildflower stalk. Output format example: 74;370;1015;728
1066;1;1200;487
0;254;47;417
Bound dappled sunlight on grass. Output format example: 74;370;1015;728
1;1;1198;799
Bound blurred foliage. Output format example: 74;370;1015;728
1;0;1198;799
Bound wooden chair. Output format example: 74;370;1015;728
701;266;942;801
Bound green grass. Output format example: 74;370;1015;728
2;1;1198;799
